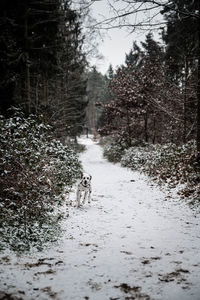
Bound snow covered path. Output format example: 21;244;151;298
1;137;200;300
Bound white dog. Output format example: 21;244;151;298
76;172;92;207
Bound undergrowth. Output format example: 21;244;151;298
103;137;200;206
0;109;81;252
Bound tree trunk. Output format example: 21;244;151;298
183;56;189;144
25;54;31;113
152;116;156;144
44;77;49;108
126;106;132;147
197;55;200;162
144;112;148;143
24;8;31;113
35;77;39;114
92;99;97;131
197;5;200;163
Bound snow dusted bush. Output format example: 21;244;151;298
69;140;86;153
103;142;125;163
0;109;81;251
121;146;150;169
99;136;113;146
121;141;200;203
102;134;148;164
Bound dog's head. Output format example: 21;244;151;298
81;172;92;187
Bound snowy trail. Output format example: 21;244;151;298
1;137;200;300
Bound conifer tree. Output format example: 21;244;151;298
0;0;88;140
162;0;199;143
125;42;143;69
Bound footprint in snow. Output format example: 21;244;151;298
120;250;133;255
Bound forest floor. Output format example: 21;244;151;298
0;137;200;300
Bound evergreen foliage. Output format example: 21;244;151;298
0;0;88;252
121;141;200;204
98;29;197;148
0;109;81;251
162;0;198;82
86;67;111;132
161;0;199;145
0;0;88;138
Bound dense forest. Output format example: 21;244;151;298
1;2;200;299
0;0;88;138
1;0;199;149
0;0;200;251
86;0;200;205
0;0;89;250
88;2;200;152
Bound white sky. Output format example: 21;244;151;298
88;0;162;74
91;27;144;74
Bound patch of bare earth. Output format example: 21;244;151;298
158;268;191;289
114;283;151;299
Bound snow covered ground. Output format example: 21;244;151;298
0;136;200;300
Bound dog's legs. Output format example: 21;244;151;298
83;191;88;205
88;190;92;204
76;190;81;207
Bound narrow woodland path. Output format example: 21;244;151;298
0;137;200;300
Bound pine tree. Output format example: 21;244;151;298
52;3;88;138
86;67;107;132
0;0;60;114
107;64;114;79
125;41;143;69
162;0;199;144
141;33;163;64
0;0;88;140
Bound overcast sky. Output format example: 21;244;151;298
90;26;143;74
88;0;162;74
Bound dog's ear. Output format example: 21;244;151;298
90;175;92;180
80;171;84;179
